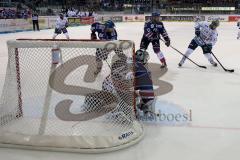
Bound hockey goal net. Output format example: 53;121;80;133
0;39;144;153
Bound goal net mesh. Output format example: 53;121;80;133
0;39;144;153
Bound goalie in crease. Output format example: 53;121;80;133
102;49;155;117
100;49;155;119
134;49;155;117
90;20;123;75
82;54;134;122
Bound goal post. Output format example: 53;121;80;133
0;39;144;153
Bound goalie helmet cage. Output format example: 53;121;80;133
0;39;144;153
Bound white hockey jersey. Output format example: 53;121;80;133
55;17;68;29
194;21;218;46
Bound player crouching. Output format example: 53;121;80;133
90;20;121;75
52;13;69;39
134;49;155;118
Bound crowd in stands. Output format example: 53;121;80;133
0;8;31;19
63;8;96;18
99;0;152;13
1;0;239;19
100;0;124;11
167;0;236;7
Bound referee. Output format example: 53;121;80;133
32;12;39;31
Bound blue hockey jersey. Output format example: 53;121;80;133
91;22;117;40
135;62;154;100
143;20;169;42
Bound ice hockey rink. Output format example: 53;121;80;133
0;22;240;160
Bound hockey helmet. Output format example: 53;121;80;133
151;12;160;17
135;49;149;65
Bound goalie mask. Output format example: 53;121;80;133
135;49;149;65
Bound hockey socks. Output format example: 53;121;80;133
178;48;193;67
157;52;167;68
204;53;217;67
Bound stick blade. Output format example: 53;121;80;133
227;69;235;73
199;65;207;69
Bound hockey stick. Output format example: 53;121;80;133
199;37;234;73
160;38;207;69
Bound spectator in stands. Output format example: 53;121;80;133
0;10;2;19
2;9;7;19
23;10;28;19
0;7;31;19
89;11;93;17
85;10;89;17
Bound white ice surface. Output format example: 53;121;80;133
0;22;240;160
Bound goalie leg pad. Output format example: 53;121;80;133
137;98;156;118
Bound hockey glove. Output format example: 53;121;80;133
165;40;170;47
91;32;97;40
